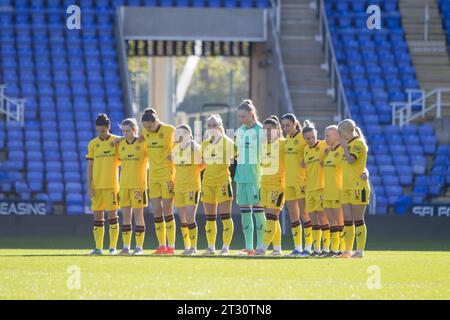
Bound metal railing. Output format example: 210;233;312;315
391;88;450;127
0;85;25;126
316;0;350;121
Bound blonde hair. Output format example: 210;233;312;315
325;125;339;133
206;114;225;135
176;124;193;138
338;119;367;144
237;99;259;121
120;118;138;130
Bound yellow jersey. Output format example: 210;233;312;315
284;131;306;186
261;138;285;188
172;142;203;192
86;134;120;190
142;123;175;182
304;140;327;192
343;137;369;190
323;144;343;200
201;135;235;186
117;138;148;189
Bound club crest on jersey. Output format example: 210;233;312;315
159;133;164;139
110;142;115;148
135;146;140;151
96;144;100;148
294;140;299;145
315;146;320;151
335;152;339;158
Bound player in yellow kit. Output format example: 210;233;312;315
338;119;371;258
301;120;330;258
280;113;313;257
255;116;285;256
140;109;177;255
86;114;121;255
322;125;344;258
116;118;149;256
201;114;235;256
171;124;203;256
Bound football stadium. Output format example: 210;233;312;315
0;0;449;301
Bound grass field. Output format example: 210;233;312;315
0;236;449;300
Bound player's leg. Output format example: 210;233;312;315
120;206;133;255
337;207;345;254
151;197;166;252
185;204;198;255
299;198;313;255
203;202;217;255
150;181;166;253
255;208;279;256
91;210;105;255
351;204;367;258
270;218;282;256
218;200;233;255
310;212;322;257
178;207;190;253
133;207;145;255
106;210;119;255
325;207;340;257
237;183;254;255
286;200;302;256
163;195;176;254
318;211;330;257
341;201;354;258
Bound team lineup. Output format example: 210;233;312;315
86;99;370;258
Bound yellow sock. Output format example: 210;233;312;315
321;225;330;252
135;225;146;249
303;221;313;251
93;220;105;250
343;222;355;252
154;217;166;247
339;225;345;252
263;214;278;249
291;220;302;250
188;223;198;249
165;215;176;248
312;225;322;252
273;219;281;248
108;218;119;250
122;225;132;249
181;224;190;249
205;215;217;249
355;220;367;251
221;214;234;248
330;226;340;253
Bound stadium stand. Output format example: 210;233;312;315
325;0;446;214
439;0;450;44
0;0;272;215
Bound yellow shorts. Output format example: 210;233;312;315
341;187;370;205
305;190;323;213
149;180;174;199
323;199;341;209
175;190;201;208
201;182;233;204
119;189;148;209
285;185;306;201
91;189;119;212
260;186;285;211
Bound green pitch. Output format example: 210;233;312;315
0;236;449;300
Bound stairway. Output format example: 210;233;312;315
280;0;337;133
399;0;450;118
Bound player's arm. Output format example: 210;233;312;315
340;137;356;164
360;168;369;181
87;159;94;198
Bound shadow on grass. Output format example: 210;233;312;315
0;236;449;252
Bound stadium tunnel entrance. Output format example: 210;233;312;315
115;5;287;128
